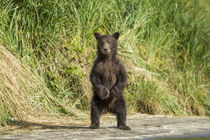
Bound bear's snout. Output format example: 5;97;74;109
101;44;111;55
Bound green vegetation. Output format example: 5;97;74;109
0;0;209;126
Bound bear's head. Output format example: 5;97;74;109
94;32;120;58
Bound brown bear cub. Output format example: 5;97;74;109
90;32;130;130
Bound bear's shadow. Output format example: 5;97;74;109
9;120;89;130
9;120;117;130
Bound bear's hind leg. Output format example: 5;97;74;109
90;99;103;129
117;112;130;130
110;97;130;130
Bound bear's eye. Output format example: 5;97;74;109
101;41;105;44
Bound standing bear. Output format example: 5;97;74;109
90;32;130;130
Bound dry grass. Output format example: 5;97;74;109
0;44;87;127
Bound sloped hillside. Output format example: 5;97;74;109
0;44;82;126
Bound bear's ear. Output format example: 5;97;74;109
94;32;101;40
113;32;120;40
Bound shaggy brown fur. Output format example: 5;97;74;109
90;32;130;130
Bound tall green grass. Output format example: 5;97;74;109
0;0;209;125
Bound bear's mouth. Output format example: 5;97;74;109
102;50;110;55
102;48;111;55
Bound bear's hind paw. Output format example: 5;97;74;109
118;125;131;130
89;124;100;129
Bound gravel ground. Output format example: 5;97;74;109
0;114;210;140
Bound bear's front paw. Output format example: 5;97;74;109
100;87;110;100
110;87;121;97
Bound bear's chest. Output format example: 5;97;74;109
97;62;118;88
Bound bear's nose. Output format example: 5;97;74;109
103;48;108;51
